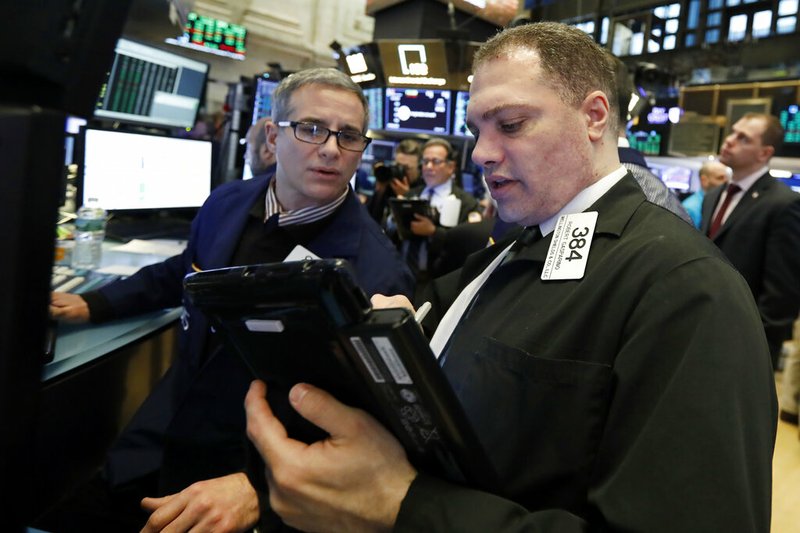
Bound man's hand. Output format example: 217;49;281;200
410;213;436;237
49;292;91;323
140;472;260;533
390;176;410;198
245;380;417;533
370;294;415;313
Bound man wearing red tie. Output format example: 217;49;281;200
701;112;800;366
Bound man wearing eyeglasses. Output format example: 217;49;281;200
43;68;413;532
402;138;482;286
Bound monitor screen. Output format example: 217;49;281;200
364;88;384;130
79;128;212;211
385;88;452;134
780;104;800;144
251;75;279;126
94;38;209;129
452;91;473;137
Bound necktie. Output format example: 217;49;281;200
708;183;741;239
500;226;541;265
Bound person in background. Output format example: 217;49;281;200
611;54;691;223
243;22;776;532
42;67;414;533
246;116;277;178
402;138;482;288
701;112;800;367
682;159;730;228
365;138;423;223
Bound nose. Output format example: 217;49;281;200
471;133;498;170
318;133;341;158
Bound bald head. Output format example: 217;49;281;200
699;160;729;192
246;117;277;175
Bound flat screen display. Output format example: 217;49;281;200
79;128;212;211
251;76;279;126
364;88;384;130
94;38;209;129
452;91;473;137
385;88;452;134
780;104;800;144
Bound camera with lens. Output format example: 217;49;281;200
373;162;407;183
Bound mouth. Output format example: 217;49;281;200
487;175;515;192
310;166;340;177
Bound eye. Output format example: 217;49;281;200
499;120;524;134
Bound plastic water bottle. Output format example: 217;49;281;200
72;206;106;270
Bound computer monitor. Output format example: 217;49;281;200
452;91;473;137
777;104;800;157
780;104;800;144
94;38;209;130
250;75;279;126
364;88;384;130
384;88;452;134
78;127;212;213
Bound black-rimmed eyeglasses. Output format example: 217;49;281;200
277;121;372;152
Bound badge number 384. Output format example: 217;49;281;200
541;211;597;281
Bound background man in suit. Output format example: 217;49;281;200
682;160;729;228
243;22;775;532
44;67;414;532
701;112;800;366
401;138;482;287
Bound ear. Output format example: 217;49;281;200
581;90;610;142
266;121;279;153
759;144;775;163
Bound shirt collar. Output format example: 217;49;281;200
539;166;628;236
264;179;349;226
731;165;768;193
423;179;453;198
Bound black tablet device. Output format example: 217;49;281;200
389;197;434;240
183;259;497;491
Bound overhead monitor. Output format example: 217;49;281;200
385;88;452;135
364;87;384;130
452;91;473;137
251;75;279;126
166;11;246;60
78;128;212;212
94;38;209;130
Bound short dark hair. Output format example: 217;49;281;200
472;22;618;127
741;112;784;153
396;138;422;157
422;138;456;161
271;67;369;131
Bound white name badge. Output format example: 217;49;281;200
541;211;598;281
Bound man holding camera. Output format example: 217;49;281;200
366;138;422;225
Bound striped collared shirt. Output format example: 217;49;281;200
264;179;348;226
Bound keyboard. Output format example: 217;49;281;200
51;265;122;294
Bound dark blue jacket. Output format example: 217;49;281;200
102;174;414;486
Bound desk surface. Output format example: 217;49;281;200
43;239;186;382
